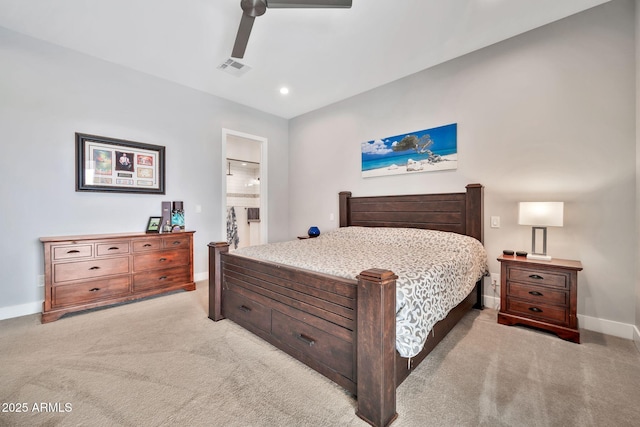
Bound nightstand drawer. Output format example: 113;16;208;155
506;298;568;325
508;267;567;289
507;282;568;306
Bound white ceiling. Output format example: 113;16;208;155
0;0;610;119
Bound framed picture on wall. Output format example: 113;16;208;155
75;133;166;194
361;123;458;178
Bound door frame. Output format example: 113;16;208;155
221;128;268;245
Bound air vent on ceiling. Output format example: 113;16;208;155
218;58;251;77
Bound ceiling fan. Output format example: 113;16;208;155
231;0;353;59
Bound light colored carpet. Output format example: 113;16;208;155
1;282;639;427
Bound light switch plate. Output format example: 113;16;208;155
490;216;500;228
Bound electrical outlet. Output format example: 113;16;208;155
490;216;500;228
490;273;500;289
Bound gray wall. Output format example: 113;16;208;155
0;27;289;315
289;0;636;334
636;0;640;350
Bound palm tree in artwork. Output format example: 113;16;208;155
392;134;442;163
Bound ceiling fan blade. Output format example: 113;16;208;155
266;0;351;8
231;14;256;58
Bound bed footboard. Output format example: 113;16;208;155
208;242;399;427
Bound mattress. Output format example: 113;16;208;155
230;226;488;358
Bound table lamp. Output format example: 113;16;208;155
518;202;564;261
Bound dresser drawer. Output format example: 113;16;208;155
132;239;162;252
53;244;92;260
508;267;567;289
507;282;568;306
224;289;271;334
133;249;190;271
133;266;191;292
53;257;130;283
52;276;131;307
96;242;130;256
272;310;353;380
163;235;190;249
505;297;568;325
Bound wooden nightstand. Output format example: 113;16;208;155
497;255;583;343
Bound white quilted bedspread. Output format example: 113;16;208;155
231;226;488;358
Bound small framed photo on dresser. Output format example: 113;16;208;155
146;217;162;233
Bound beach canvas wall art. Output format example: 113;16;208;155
361;123;457;178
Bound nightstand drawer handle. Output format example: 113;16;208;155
108;246;120;250
67;249;80;254
172;241;182;245
143;243;152;247
158;276;168;281
159;257;167;262
529;274;544;280
239;305;252;313
296;333;316;347
89;287;100;292
528;291;543;297
528;307;543;313
89;266;100;270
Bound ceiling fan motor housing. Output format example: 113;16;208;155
241;0;267;17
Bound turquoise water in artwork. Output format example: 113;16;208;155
362;148;457;171
361;123;457;171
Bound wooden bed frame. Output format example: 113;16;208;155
208;183;484;427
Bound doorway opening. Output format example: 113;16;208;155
222;129;267;250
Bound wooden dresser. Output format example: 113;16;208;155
497;254;582;343
40;231;195;323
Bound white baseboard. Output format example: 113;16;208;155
483;294;501;311
0;270;209;322
0;301;41;321
578;314;635;340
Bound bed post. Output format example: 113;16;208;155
465;183;484;244
208;242;229;321
339;191;352;227
356;268;398;427
465;184;484;310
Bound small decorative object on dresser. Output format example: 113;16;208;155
497;254;583;343
146;216;162;233
307;226;320;237
40;231;195;323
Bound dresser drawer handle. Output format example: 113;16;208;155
529;274;544;280
66;249;80;254
528;307;543;313
89;287;101;292
143;243;152;247
296;333;316;347
159;258;167;262
528;291;543;297
158;276;168;281
172;241;181;246
108;246;120;250
89;266;101;270
239;305;252;313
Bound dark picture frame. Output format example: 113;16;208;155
146;216;162;233
76;133;166;194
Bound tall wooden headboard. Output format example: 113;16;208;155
338;183;483;243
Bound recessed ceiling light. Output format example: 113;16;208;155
279;87;289;95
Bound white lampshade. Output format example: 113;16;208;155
518;202;564;227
